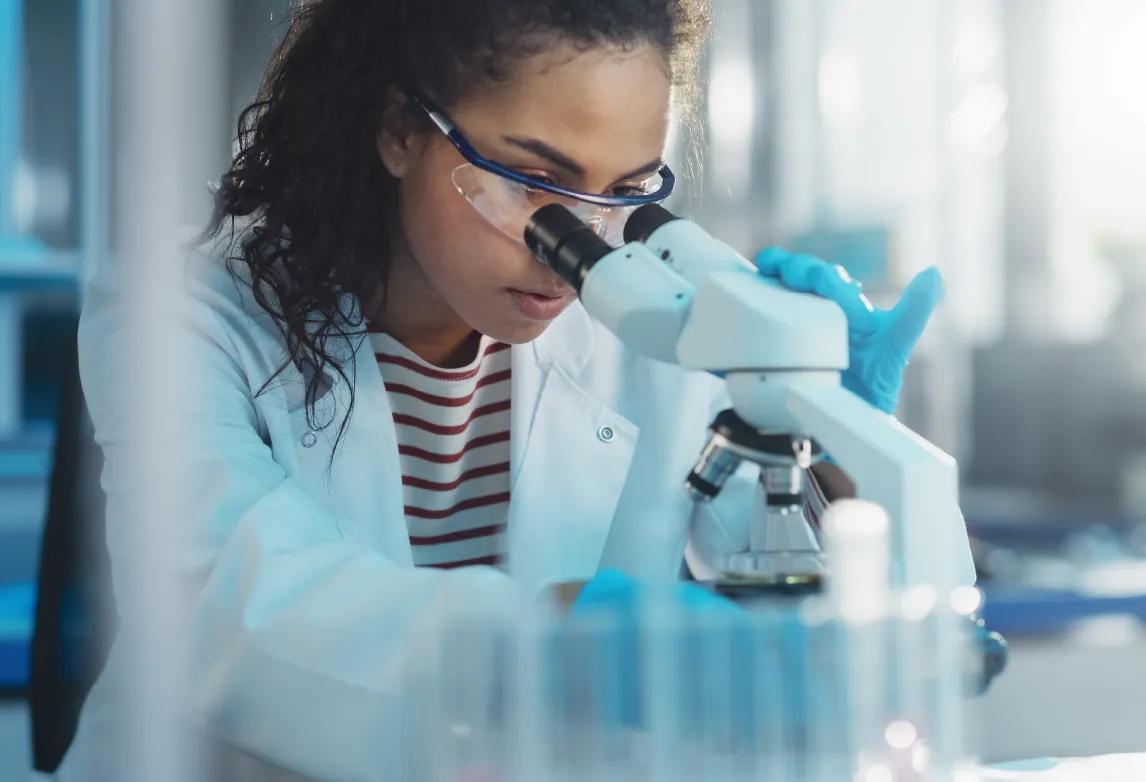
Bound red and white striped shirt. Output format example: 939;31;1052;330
372;332;512;570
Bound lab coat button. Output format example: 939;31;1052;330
597;425;615;443
301;430;318;448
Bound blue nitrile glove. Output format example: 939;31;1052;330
568;573;828;745
566;570;738;727
754;248;945;414
573;568;739;615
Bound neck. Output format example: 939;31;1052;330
369;243;479;369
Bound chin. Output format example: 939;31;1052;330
483;317;552;345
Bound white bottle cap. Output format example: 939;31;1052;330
823;499;891;621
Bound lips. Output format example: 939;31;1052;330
518;285;576;299
507;288;576;321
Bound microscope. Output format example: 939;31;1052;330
525;204;976;594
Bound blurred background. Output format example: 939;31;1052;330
0;0;1143;777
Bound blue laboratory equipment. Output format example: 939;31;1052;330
0;0;44;259
0;0;21;246
0;0;54;439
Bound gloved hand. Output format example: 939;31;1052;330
568;573;821;741
564;570;738;727
572;568;738;615
754;248;945;414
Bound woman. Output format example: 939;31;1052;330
66;0;972;778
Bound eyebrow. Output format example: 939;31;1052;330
502;135;664;183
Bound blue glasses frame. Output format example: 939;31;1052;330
409;91;676;209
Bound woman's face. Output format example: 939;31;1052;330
380;41;673;345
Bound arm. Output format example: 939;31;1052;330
79;265;516;779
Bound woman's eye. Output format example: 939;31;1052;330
613;183;651;198
521;173;558;191
523;186;554;204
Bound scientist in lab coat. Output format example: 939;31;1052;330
60;0;973;778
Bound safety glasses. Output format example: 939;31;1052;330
410;91;676;246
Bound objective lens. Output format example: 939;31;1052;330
685;436;743;502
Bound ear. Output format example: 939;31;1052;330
376;87;425;178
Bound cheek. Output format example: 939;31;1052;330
399;162;505;282
397;160;549;337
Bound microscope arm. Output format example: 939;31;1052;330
674;268;972;589
768;377;976;589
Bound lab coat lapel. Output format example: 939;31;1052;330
507;303;639;593
288;318;413;565
341;333;414;560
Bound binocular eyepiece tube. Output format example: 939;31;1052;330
524;203;681;292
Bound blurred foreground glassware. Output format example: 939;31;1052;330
403;503;981;781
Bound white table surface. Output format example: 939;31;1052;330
985;753;1146;780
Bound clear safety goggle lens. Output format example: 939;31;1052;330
451;163;656;248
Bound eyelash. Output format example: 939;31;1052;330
521;171;648;197
613;184;650;197
523;172;557;189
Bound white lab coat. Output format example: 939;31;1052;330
57;245;761;781
59;244;974;781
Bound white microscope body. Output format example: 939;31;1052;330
526;205;974;591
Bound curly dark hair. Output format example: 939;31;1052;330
203;0;712;449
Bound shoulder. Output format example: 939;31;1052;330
79;226;299;388
182;227;281;345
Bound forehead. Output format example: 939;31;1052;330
451;43;674;175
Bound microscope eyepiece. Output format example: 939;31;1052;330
525;204;613;294
622;203;680;244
